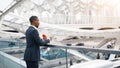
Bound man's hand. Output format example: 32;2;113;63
42;34;47;40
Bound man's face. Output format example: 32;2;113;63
34;18;39;28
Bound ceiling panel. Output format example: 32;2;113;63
0;0;14;11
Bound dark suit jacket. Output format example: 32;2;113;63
24;26;49;61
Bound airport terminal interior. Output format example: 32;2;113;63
0;0;120;68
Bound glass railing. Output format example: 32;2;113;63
0;40;26;68
0;41;120;68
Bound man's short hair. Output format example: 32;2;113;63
29;16;38;24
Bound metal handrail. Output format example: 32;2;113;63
45;44;120;54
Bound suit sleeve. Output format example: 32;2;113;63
32;29;49;46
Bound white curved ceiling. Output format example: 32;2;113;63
1;0;120;26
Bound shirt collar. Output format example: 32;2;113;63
31;25;38;30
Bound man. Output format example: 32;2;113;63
24;16;50;68
105;45;112;60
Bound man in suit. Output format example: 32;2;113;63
24;16;50;68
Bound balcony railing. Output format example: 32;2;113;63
0;43;120;68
